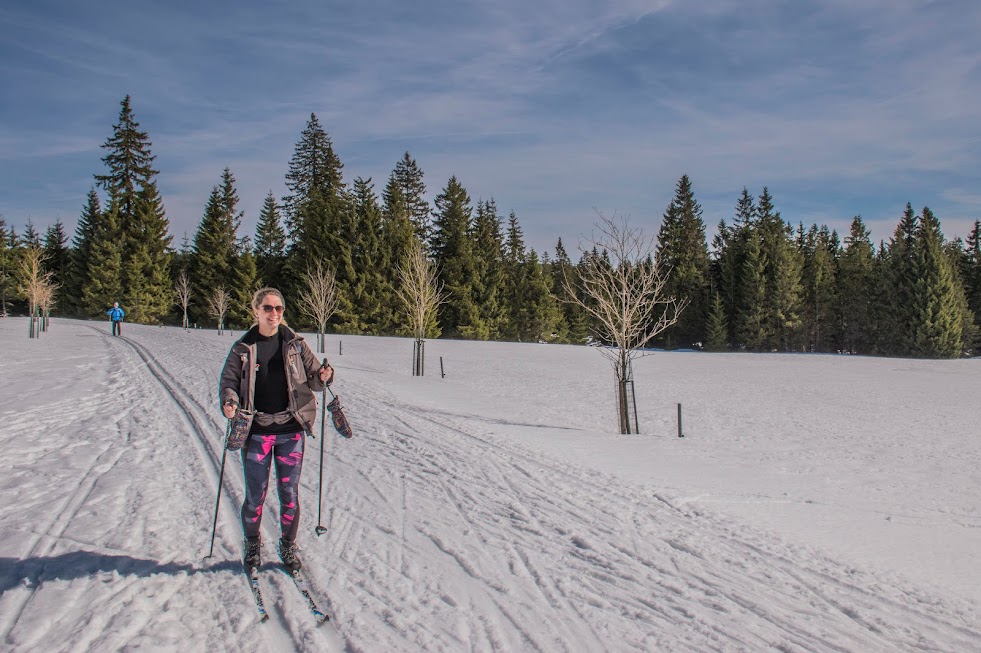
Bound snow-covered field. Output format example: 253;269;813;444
0;317;979;652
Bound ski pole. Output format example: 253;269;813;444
315;358;328;536
205;420;231;558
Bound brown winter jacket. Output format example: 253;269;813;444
219;325;326;436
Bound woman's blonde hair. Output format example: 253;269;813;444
251;287;288;325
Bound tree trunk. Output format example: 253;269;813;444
413;339;425;376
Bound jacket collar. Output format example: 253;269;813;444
240;323;300;346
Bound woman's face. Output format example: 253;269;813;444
254;293;285;332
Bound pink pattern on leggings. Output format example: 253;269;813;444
257;435;277;461
276;450;303;467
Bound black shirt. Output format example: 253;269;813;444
252;330;302;434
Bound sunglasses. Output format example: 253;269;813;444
261;304;285;314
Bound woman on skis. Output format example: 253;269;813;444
219;287;334;571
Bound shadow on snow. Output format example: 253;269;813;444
0;551;242;593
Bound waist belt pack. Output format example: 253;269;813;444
253;410;295;427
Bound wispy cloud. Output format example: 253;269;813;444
2;0;980;252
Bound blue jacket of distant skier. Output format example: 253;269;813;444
107;307;125;322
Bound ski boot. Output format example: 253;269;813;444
244;536;261;570
279;537;302;572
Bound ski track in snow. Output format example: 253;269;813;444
0;319;979;652
0;322;343;653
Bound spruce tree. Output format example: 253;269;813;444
882;204;919;354
705;292;729;351
282;115;352;323
229;237;259;328
95;95;158;224
551;238;588;342
964;220;981;344
66;189;101;316
909;207;963;357
347;177;386;333
430;176;478;337
282;113;344;242
468;199;506;340
514;249;562;342
0;215;11;317
124;181;172;322
393;151;430;245
380;176;416;334
801;225;839;352
190;177;238;325
43;219;70;312
655;175;710;348
254;191;287;290
82;200;124;313
23;220;42;248
838;216;875;354
501;212;528;340
715;189;756;345
756;188;803;351
944;239;978;354
93;95;171;322
735;230;767;350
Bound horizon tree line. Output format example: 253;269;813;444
2;96;979;359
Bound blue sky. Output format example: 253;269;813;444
2;0;980;255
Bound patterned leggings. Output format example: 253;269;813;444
240;431;304;541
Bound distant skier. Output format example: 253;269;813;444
219;287;334;573
107;302;124;336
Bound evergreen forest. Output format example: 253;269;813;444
3;96;980;359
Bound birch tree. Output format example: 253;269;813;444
396;237;446;375
207;285;231;335
563;212;687;434
175;269;191;329
18;247;55;338
298;260;338;352
37;280;56;332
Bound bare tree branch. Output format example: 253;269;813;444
562;211;688;433
207;285;231;332
396;237;446;340
297;260;339;350
17;247;55;320
175;269;191;329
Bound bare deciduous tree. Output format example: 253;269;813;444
563;211;688;434
298;260;338;353
18;247;55;339
175;269;191;329
37;281;56;333
207;286;231;335
396;237;446;375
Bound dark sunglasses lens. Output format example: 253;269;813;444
262;305;284;314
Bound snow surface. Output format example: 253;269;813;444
0;317;979;653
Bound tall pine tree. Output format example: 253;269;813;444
43;219;70;312
756;188;803;352
380;176;417;334
838;216;876;354
66;189;101;316
393;151;430;246
655;175;710;348
882;203;919;354
908;207;963;357
82;199;124;312
430;176;478;337
468;199;507;340
94;96;170;322
190;170;241;326
254;191;287;290
347;177;387;333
